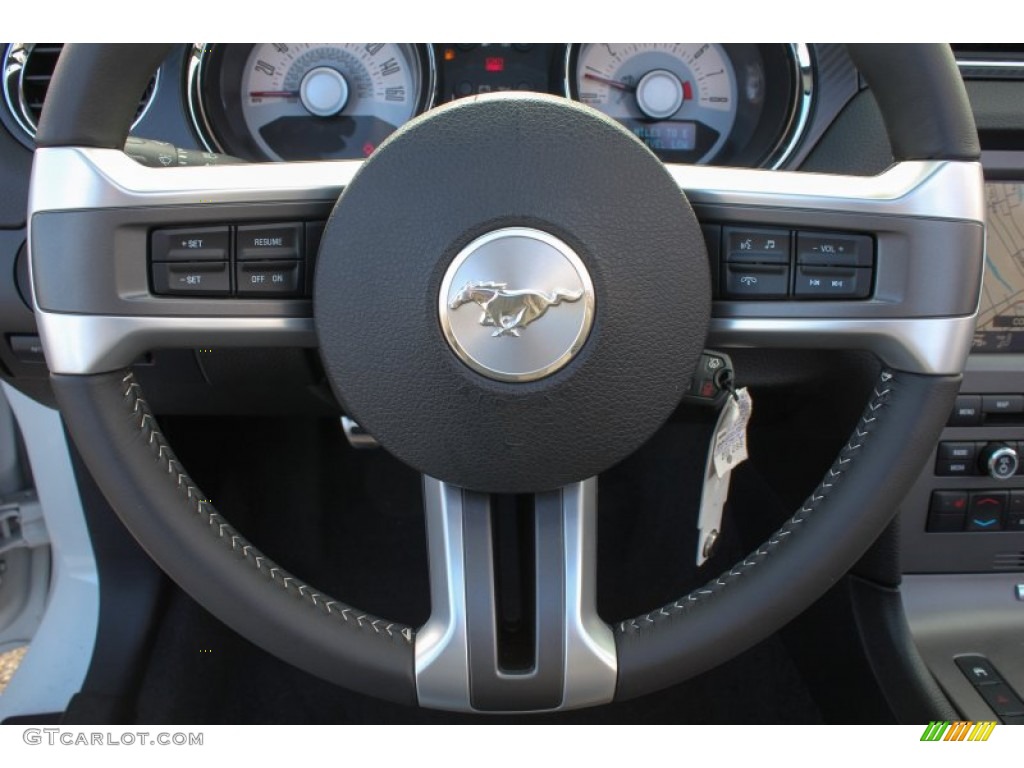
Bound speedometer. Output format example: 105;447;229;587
566;44;809;168
568;44;738;164
189;44;436;162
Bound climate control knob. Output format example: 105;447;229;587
979;443;1019;481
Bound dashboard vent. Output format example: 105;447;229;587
2;43;159;142
992;551;1024;571
953;43;1024;80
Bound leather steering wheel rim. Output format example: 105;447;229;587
34;43;979;710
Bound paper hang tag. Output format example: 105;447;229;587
696;387;753;566
713;387;752;479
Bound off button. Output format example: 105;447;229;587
236;260;303;296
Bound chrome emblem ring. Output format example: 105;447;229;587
439;227;595;382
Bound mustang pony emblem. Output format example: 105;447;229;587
449;281;583;337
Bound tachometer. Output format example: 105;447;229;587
190;44;435;162
567;43;739;164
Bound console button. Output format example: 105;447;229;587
237;223;302;261
723;263;789;298
935;459;974;476
977;683;1024;716
982;395;1024;414
151;226;229;262
927;491;967;532
967;491;1007;531
979;443;1020;481
935;442;978;474
955;655;1001;686
931;490;969;514
796;232;873;268
151;261;230;296
1007;491;1024;532
948;395;982;426
938;442;978;463
926;512;966;533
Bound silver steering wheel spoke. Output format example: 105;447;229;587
415;476;616;712
30;147;982;377
29;147;355;375
666;159;984;376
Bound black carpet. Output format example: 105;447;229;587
129;408;825;724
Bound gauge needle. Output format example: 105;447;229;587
249;90;300;98
583;73;636;92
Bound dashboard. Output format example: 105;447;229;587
0;42;1023;724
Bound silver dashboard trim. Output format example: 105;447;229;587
415;477;616;712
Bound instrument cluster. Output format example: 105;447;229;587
188;43;811;168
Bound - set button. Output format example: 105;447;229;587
151;261;230;296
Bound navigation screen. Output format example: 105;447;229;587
974;182;1024;353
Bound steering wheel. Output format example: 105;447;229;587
29;44;983;712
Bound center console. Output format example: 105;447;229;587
902;178;1024;724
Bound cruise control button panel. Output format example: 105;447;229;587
150;221;319;298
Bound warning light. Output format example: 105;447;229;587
485;57;505;73
444;48;456;62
